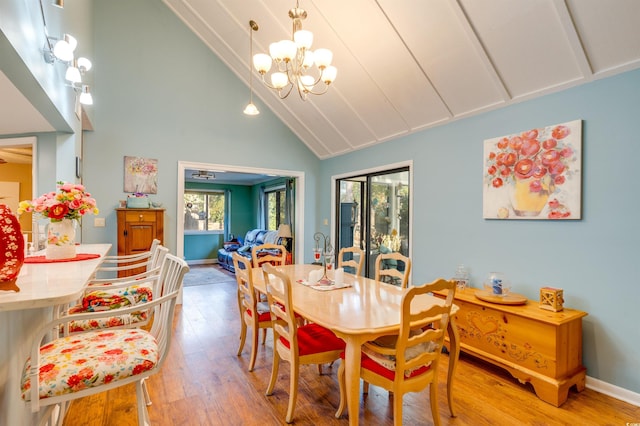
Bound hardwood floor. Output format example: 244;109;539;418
64;273;639;425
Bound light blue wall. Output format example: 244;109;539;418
0;0;93;190
2;0;638;398
81;0;320;255
321;68;640;393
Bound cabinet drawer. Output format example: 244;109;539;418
125;211;157;222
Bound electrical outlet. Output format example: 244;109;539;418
323;218;328;225
94;217;106;227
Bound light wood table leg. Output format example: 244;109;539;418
343;337;363;426
446;316;460;417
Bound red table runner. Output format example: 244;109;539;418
24;253;101;264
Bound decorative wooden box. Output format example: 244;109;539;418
433;287;587;407
540;287;564;312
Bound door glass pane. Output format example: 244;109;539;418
338;179;364;274
368;170;409;278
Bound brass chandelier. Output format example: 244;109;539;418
251;1;337;101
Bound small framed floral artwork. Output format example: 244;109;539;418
483;120;582;220
124;156;158;194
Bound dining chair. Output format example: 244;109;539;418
21;253;189;426
335;278;456;426
233;252;273;372
337;246;364;276
90;239;163;282
375;252;412;288
251;243;287;268
61;246;170;333
262;263;346;424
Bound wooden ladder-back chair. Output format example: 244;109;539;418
251;243;287;268
337;246;364;276
335;278;456;426
232;252;273;372
21;254;189;426
262;263;346;424
375;252;412;288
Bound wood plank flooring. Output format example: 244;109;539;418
63;268;639;425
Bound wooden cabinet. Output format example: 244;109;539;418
433;287;587;407
116;208;164;276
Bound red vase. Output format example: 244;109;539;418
0;204;25;292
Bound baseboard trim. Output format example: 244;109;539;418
586;375;640;407
186;259;217;266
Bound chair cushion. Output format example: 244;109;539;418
66;313;150;333
246;305;272;323
65;286;153;332
359;334;437;379
360;352;431;381
279;323;345;356
21;329;158;401
69;286;153;313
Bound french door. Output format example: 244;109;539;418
335;167;410;278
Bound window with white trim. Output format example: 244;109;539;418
184;191;225;232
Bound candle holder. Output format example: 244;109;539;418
314;232;333;284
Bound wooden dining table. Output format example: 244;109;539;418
251;263;460;426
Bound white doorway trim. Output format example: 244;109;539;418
176;161;305;264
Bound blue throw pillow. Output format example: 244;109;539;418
224;243;241;251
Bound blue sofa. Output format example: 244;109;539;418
217;228;282;273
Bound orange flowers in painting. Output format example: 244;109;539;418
486;124;574;190
483;120;582;220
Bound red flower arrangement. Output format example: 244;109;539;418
18;182;99;222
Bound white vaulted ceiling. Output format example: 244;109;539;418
163;0;640;159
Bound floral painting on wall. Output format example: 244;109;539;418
124;156;158;194
483;120;582;220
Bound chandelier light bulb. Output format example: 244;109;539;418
64;34;77;52
53;39;74;62
271;72;288;89
294;30;313;49
65;63;81;83
302;50;314;69
300;74;315;88
269;42;284;62
279;40;297;61
322;65;337;84
79;85;93;105
77;57;92;72
313;48;332;69
253;53;272;74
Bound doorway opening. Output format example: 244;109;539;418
176;161;305;264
